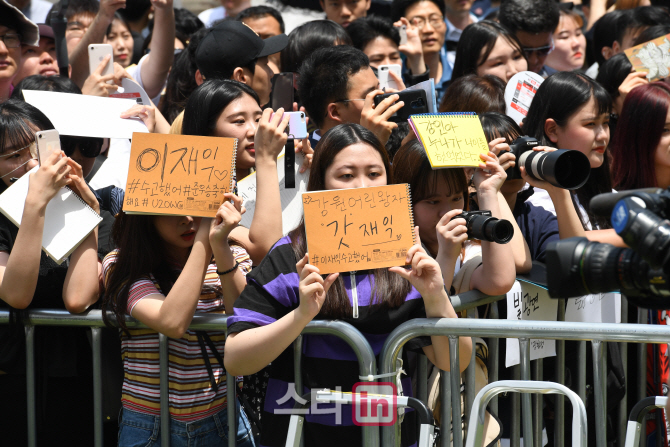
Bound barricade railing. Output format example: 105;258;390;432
2;291;666;447
379;317;670;447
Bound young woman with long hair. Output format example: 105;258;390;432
522;71;622;244
224;123;471;447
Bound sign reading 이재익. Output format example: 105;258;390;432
303;184;416;274
123;133;237;217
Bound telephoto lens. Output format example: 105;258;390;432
453;210;513;244
546;237;651;298
505;136;591;190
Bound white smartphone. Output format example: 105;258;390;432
88;44;114;83
396;25;408;46
378;64;403;91
35;129;62;166
271;111;308;139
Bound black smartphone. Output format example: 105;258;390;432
373;90;429;123
271;72;295;111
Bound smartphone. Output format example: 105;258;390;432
88;44;114;83
35;129;62;165
396;25;408;46
271;111;308;139
373;90;429;123
271;72;295;111
377;64;403;91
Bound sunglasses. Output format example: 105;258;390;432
523;43;554;58
61;136;103;158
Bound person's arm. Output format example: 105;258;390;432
224;254;339;376
0;153;74;308
130;218;213;339
209;193;248;313
490;139;532;273
585;228;626;246
69;0;127;87
62;160;101;313
434;209;469;292
469;152;517;295
393;18;426;76
587;0;607;30
229;108;290;264
390;228;472;372
137;0;175;99
120;104;171;134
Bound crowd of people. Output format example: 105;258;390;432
0;0;669;445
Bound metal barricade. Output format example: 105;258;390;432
0;310;377;447
464;380;587;447
379;317;670;447
624;396;668;447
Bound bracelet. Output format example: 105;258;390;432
217;261;239;276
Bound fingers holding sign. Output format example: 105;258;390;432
296;254;339;320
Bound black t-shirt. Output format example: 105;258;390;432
0;213;89;376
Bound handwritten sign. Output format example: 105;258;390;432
625;33;670;82
302;184;415;274
123;133;237;217
565;293;621;324
505;281;558;368
408;112;489;168
504;71;544;124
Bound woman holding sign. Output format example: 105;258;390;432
0;99;102;444
225;123;471;447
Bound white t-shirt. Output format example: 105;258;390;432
125;54;162;105
527;186;616;230
198;6;226;28
453;241;482;277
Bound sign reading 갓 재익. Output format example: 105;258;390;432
123;132;237;217
302;184;416;274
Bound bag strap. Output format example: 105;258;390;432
195;331;225;392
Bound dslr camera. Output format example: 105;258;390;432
503;136;591;190
453;210;514;244
546;187;670;307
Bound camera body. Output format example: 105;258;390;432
546;187;670;306
503;136;591;190
453;210;513;244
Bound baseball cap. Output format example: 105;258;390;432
195;21;288;79
37;24;55;41
0;0;39;46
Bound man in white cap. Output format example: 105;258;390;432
13;23;60;85
0;0;39;102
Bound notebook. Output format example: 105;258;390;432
0;168;103;264
302;184;415;274
123;133;237;218
237;152;308;235
408;112;489;168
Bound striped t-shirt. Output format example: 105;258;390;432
102;245;251;422
228;236;432;447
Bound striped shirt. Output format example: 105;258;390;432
228;236;432;447
102;246;251;422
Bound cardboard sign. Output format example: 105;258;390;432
504;71;544;124
625;33;670;81
505;281;558;368
302;184;415;274
123;133;237;217
408;112;489;167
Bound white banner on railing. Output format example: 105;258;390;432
565;293;621;324
505;280;558;368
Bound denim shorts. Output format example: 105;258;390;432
118;403;256;447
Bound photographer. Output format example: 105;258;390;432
297;45;405;146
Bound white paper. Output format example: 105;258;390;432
404;79;437;113
22;90;148;139
88;138;132;190
504;71;544;124
110;77;152;106
565;293;621;324
505;281;558;368
237;152;309;235
0;167;102;264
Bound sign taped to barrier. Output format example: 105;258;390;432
505;280;558;368
565;293;621;324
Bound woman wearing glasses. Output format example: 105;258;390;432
391;0;449;101
0;99;102;444
451;21;528;84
